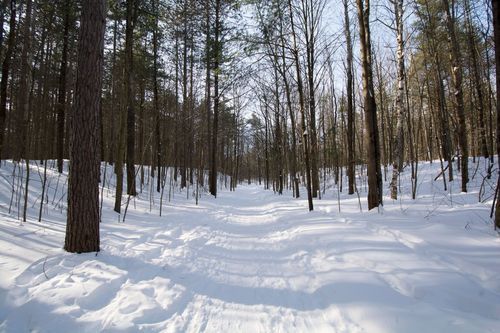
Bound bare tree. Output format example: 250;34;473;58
356;0;383;209
343;0;356;195
299;0;324;198
390;0;406;200
442;0;468;192
288;0;314;211
209;0;222;197
493;0;500;230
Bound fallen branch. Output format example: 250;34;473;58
434;164;449;181
42;256;49;280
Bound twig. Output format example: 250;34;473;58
434;164;449;181
42;256;49;280
490;177;498;219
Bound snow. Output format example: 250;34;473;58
0;159;500;332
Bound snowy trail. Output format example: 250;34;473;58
1;162;500;332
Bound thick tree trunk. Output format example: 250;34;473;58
0;0;6;53
15;0;33;162
0;0;16;159
356;0;383;209
65;0;105;253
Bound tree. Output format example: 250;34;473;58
288;0;314;211
125;0;137;196
356;0;383;209
390;0;406;200
209;0;224;197
15;0;33;224
65;0;106;253
209;0;240;197
493;0;500;230
464;0;488;159
343;0;355;195
0;0;16;159
56;0;73;174
442;0;468;192
299;0;323;198
152;0;162;193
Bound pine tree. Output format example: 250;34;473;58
65;0;106;253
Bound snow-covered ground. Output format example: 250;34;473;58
0;159;499;332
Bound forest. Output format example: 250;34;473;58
0;0;500;332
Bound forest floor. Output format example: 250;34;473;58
0;159;499;332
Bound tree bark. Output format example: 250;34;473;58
125;0;137;196
57;0;71;173
152;0;161;193
464;0;488;159
204;0;211;189
288;0;313;211
209;0;221;197
492;0;500;230
0;0;16;159
442;0;468;192
15;0;33;161
65;0;105;253
390;0;405;200
302;0;320;198
356;0;383;209
343;0;355;195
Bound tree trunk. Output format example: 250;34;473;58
302;0;320;198
57;1;71;173
0;0;6;53
356;0;383;209
15;0;33;162
492;0;500;230
442;0;468;192
390;0;405;200
272;65;283;194
277;5;299;198
209;0;221;197
288;0;313;211
152;0;161;193
181;4;189;190
343;0;355;195
65;0;105;253
465;0;488;159
125;0;137;196
0;0;16;159
204;0;211;189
